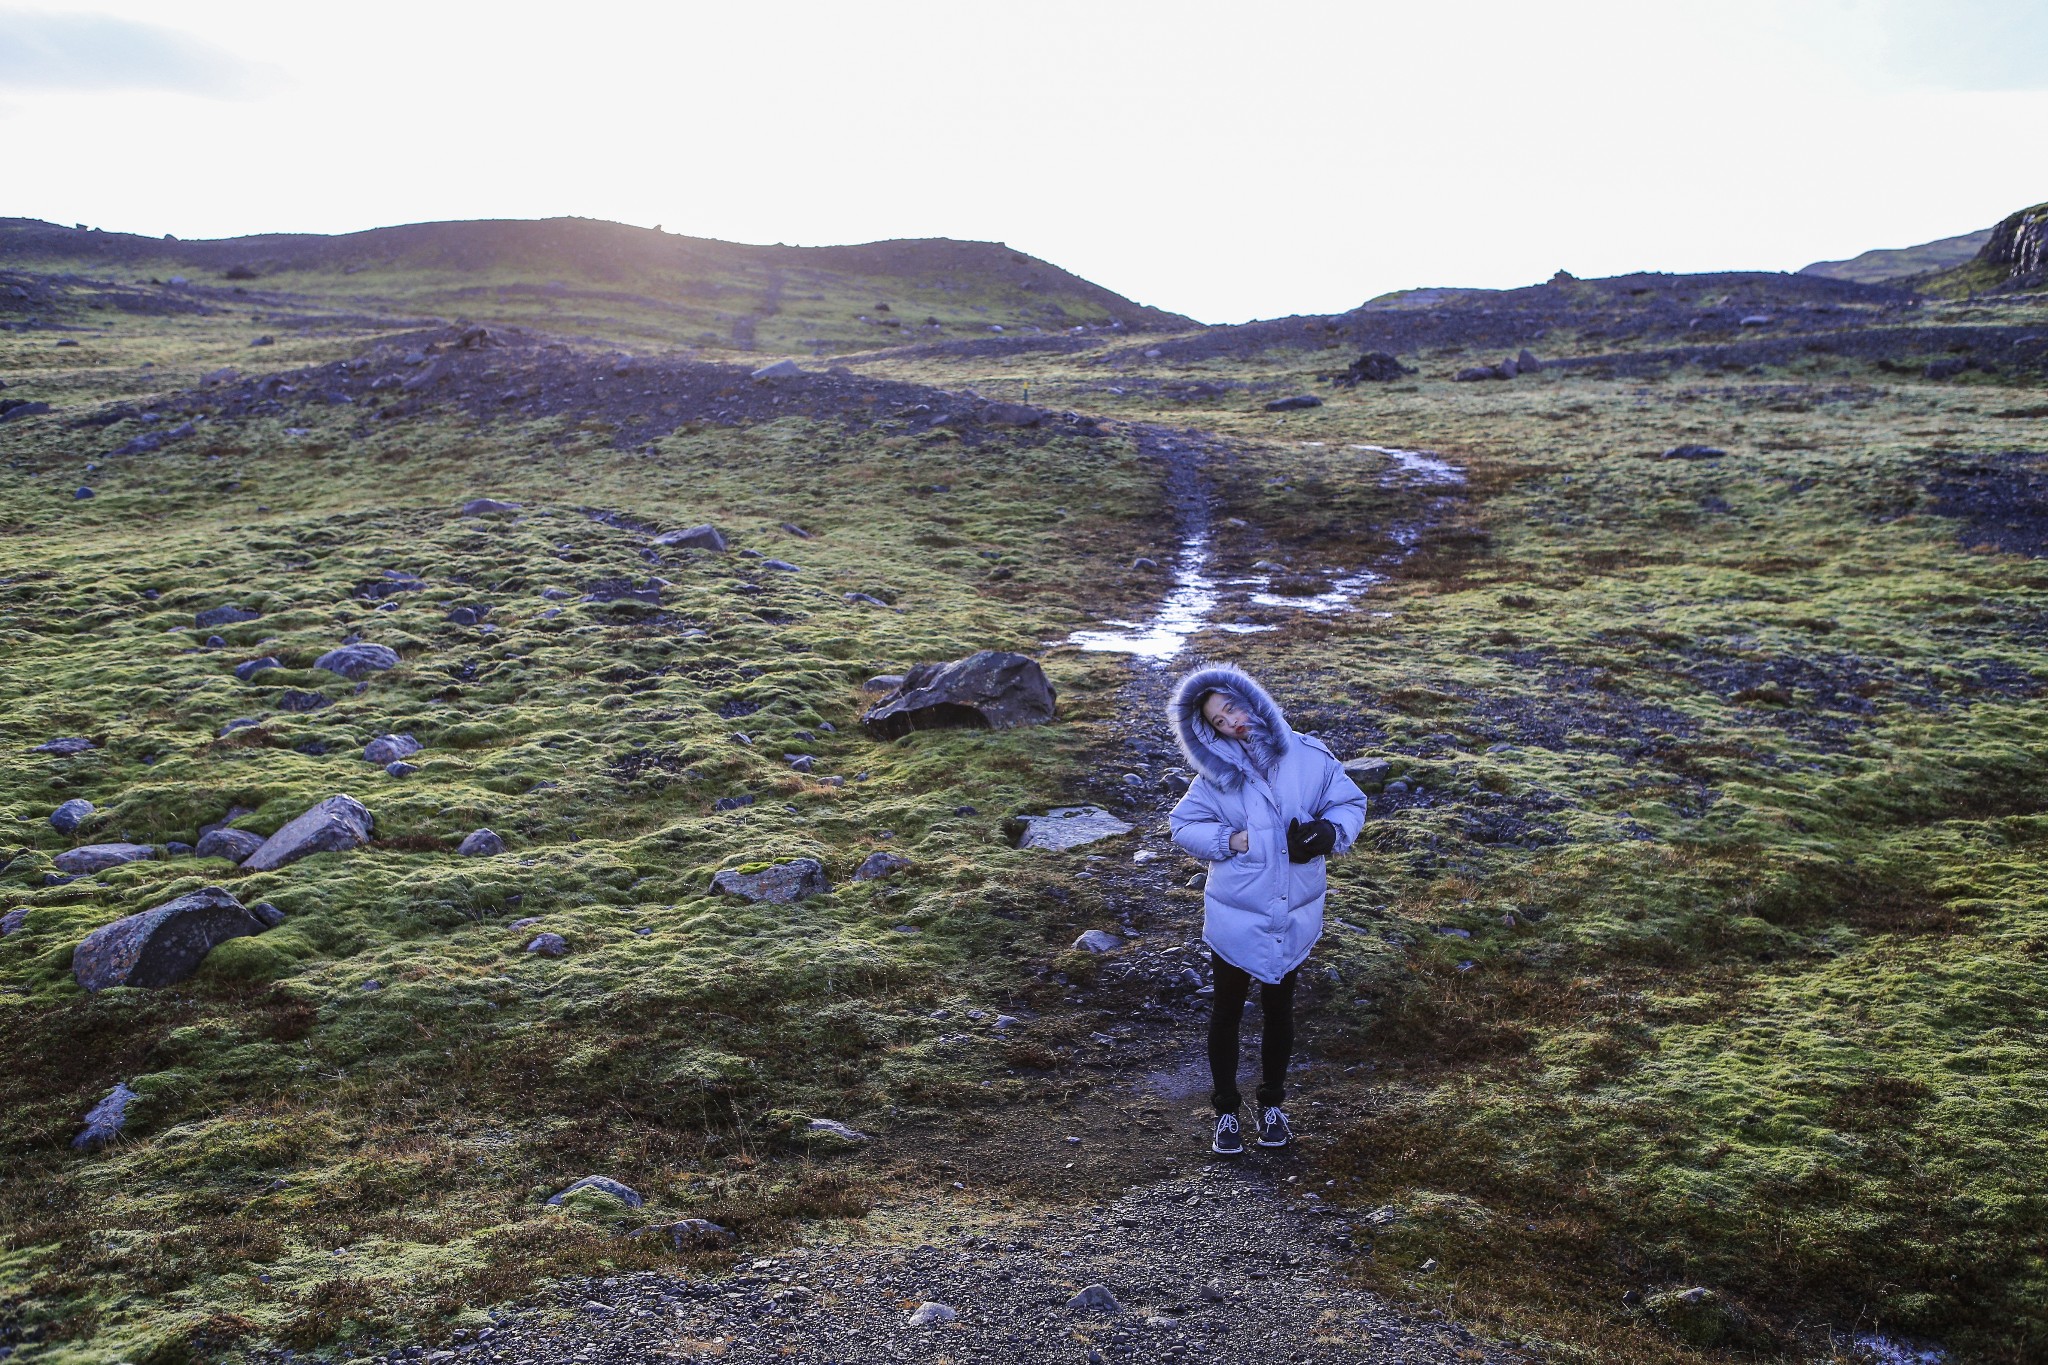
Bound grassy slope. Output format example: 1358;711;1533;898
3;248;2048;1364
1800;228;1992;285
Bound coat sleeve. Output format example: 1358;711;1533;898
1311;753;1369;855
1169;780;1239;863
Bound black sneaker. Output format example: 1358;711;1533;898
1211;1111;1245;1156
1257;1106;1292;1148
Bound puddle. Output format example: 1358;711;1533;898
1068;529;1277;660
1350;444;1467;485
1851;1337;1945;1364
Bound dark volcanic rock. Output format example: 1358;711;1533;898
582;577;664;603
861;650;1057;739
195;603;259;629
33;736;95;756
711;858;830;903
234;656;282;682
457;828;506;857
275;688;332;712
72;1082;140;1149
852;851;912;881
1263;394;1323;412
1343;351;1411;383
49;798;94;834
195;827;265;862
241;794;374;872
1661;444;1728;460
313;642;400;679
53;842;156;875
72;885;270;992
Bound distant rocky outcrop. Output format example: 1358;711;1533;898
861;651;1056;738
72;886;272;992
1980;202;2048;288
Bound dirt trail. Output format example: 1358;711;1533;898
324;427;1519;1365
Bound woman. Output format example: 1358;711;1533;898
1167;665;1367;1156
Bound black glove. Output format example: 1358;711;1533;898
1287;816;1338;863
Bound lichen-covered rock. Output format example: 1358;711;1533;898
73;1082;140;1150
805;1117;871;1145
1072;929;1125;954
860;650;1057;739
363;733;422;765
525;933;567;956
72;886;270;992
457;828;506;857
1641;1286;1765;1349
195;827;265;862
652;523;727;551
635;1217;733;1249
1012;806;1133;851
1065;1284;1123;1315
852;851;911;881
53;842;156;875
49;798;94;834
1342;756;1393;789
240;795;374;872
195;603;259;629
546;1175;643;1209
711;858;830;903
314;642;400;679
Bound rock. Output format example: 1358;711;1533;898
979;401;1048;427
314;643;400;679
218;718;259;738
72;886;271;992
1264;394;1323;412
1342;756;1394;789
711;858;830;903
750;359;802;379
908;1302;957;1327
652;523;727;551
2;909;29;935
1072;929;1125;954
844;592;890;607
779;521;813;538
240;794;374;872
459;498;522;516
1454;365;1510;382
1200;1280;1227;1302
250;334;274;346
195;603;260;629
164;841;193;857
249;901;286;928
636;1218;733;1250
860;651;1057;739
33;736;95;756
852;851;911;881
195;827;265;862
581;578;664;603
1739;314;1773;327
1661;444;1728;460
546;1176;644;1209
447;605;478;625
233;656;281;682
1012;806;1134;852
785;753;815;773
72;1082;140;1150
1345;352;1410;383
1641;1286;1762;1349
49;798;94;834
457;828;506;857
507;917;542;932
1066;1284;1123;1315
862;673;906;693
53;842;156;875
712;794;755;812
276;689;331;712
1517;348;1542;371
525;933;568;957
385;761;418;777
0;400;52;421
362;733;422;765
1131;556;1160;571
73;485;94;500
805;1117;871;1145
761;558;800;572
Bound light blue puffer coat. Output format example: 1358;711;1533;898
1166;666;1368;985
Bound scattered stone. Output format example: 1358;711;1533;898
908;1302;957;1327
1518;348;1543;371
241;794;374;872
49;798;94;834
980;401;1049;428
1739;314;1773;327
1454;364;1511;382
385;761;417;777
711;858;830;903
218;717;259;737
862;673;906;693
73;485;94;500
1342;756;1394;789
751;359;802;379
314;642;400;679
507;917;542;932
525;933;568;957
1130;556;1160;571
852;851;911;881
844;592;890;607
250;334;274;347
547;1176;644;1209
196;827;265;862
1073;929;1125;954
195;603;260;629
712;794;756;812
1264;394;1323;412
276;689;332;712
249;901;286;928
1641;1286;1762;1349
1344;351;1411;383
652;523;728;551
459;498;523;516
72;886;271;992
1661;444;1728;460
457;828;506;857
779;521;813;538
1013;806;1135;852
72;1082;140;1150
362;733;422;765
361;979;383;991
234;656;282;682
1066;1284;1123;1316
636;1218;734;1250
53;843;156;875
805;1117;871;1145
761;558;800;572
785;753;815;773
36;737;96;757
581;577;664;603
861;650;1057;739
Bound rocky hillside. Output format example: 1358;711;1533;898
1799;226;1991;284
1919;200;2048;297
0;216;1194;354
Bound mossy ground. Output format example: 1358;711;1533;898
3;258;2047;1363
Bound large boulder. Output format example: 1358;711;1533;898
241;795;374;872
860;651;1057;739
457;828;506;857
195;827;265;862
53;843;156;875
49;798;94;834
711;858;830;903
313;643;400;679
72;886;271;992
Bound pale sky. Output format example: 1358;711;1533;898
3;0;2046;323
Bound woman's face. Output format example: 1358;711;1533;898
1202;692;1253;742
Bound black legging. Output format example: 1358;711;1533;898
1208;950;1297;1115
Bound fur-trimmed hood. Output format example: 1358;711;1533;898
1167;665;1292;791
